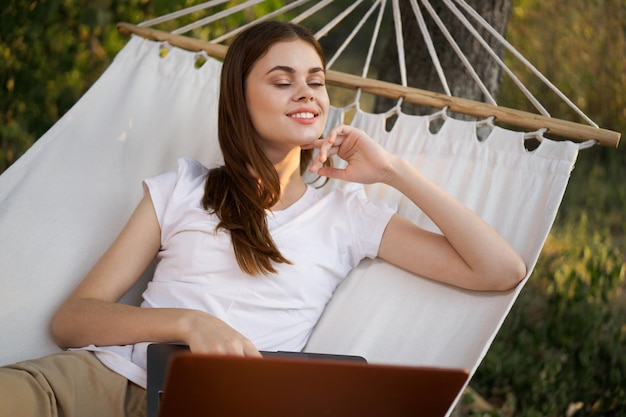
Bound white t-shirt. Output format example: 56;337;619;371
84;158;395;388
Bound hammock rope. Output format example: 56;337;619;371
175;0;266;35
419;0;495;104
444;0;551;118
120;0;620;147
409;0;451;96
211;0;315;44
139;0;231;28
451;0;598;127
361;0;387;79
325;0;381;69
391;0;408;88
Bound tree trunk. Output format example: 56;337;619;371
374;0;513;117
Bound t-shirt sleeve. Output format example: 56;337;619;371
142;158;208;244
143;171;177;229
344;183;396;262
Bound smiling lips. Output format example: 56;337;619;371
288;111;318;124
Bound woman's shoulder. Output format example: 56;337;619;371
165;158;210;200
145;158;208;211
159;158;208;190
146;158;208;185
175;157;209;180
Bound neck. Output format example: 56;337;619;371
271;147;306;211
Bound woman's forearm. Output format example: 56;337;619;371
384;156;527;290
51;298;193;349
51;297;260;356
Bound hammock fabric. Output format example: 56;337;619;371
0;36;580;414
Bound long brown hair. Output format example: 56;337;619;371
202;21;326;275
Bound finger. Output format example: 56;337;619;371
244;344;263;358
301;138;325;150
308;144;341;174
303;125;350;151
321;127;350;160
301;135;336;153
319;131;337;162
308;126;348;173
308;155;324;174
316;165;348;181
213;339;251;357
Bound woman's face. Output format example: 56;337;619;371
245;39;330;159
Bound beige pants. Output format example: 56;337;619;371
0;350;145;417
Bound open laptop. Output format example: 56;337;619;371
148;343;468;417
147;343;367;417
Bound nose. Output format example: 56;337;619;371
294;83;314;102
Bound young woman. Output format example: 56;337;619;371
0;21;525;417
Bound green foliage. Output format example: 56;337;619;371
470;3;626;412
498;0;626;166
0;0;151;171
466;3;626;414
473;217;626;416
0;0;286;172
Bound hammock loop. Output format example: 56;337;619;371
578;140;597;150
385;96;405;118
524;127;548;142
194;50;210;69
353;88;363;110
477;115;496;128
158;41;173;58
339;88;364;113
428;105;449;122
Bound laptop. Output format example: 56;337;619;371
148;343;468;417
147;343;367;417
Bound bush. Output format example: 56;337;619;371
471;214;626;416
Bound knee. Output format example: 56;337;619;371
0;365;55;417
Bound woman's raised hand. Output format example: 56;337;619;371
303;125;398;185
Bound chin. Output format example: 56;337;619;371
296;127;324;143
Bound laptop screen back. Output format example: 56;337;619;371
157;353;468;417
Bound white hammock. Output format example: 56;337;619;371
0;34;581;414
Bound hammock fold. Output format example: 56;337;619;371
0;37;578;415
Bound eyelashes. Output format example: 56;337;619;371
274;82;325;88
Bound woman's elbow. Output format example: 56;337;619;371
50;313;68;348
489;254;527;291
50;302;77;349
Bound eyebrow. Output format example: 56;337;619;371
266;65;325;75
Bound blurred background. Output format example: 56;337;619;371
1;0;624;415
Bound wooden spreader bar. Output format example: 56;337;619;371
117;22;621;148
